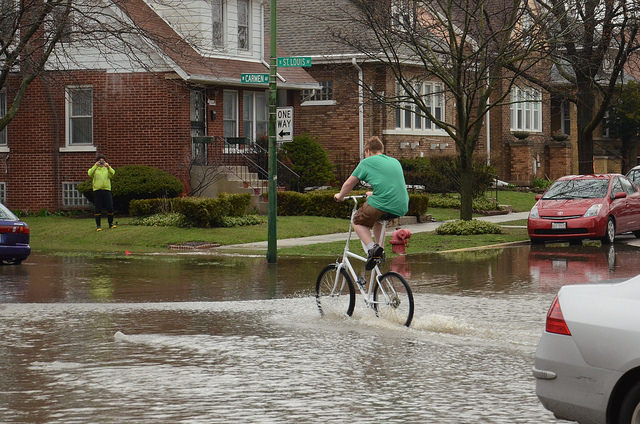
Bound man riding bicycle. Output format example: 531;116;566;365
334;136;409;270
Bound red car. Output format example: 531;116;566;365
528;174;640;244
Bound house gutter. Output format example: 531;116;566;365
486;99;491;165
352;58;364;161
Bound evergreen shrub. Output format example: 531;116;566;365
436;219;503;235
279;134;336;190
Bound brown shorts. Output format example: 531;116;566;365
353;202;387;227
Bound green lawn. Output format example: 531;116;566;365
24;190;535;255
25;215;351;253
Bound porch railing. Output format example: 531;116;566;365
193;136;301;194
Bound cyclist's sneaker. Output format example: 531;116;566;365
96;227;102;232
109;224;117;229
365;244;384;270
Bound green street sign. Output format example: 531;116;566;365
277;57;312;67
241;73;270;84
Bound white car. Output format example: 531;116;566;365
533;275;640;424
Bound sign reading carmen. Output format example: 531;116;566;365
241;73;270;84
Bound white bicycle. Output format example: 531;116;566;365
315;195;414;327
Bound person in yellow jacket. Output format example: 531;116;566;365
88;154;116;231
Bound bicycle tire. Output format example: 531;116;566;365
373;271;414;327
316;264;356;318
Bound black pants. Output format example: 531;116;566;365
94;189;114;228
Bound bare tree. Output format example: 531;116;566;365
334;0;544;219
528;0;640;174
0;0;198;132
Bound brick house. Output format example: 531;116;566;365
272;0;567;184
0;0;317;211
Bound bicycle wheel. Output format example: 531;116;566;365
373;271;414;327
316;264;355;318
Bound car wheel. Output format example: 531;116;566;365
602;217;616;244
618;381;640;424
634;231;640;239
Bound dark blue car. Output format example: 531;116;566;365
0;203;30;265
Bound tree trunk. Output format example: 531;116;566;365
576;84;596;174
459;154;474;220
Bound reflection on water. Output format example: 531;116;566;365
2;244;640;423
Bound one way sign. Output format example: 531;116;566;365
276;107;293;142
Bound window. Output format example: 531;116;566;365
62;182;92;207
223;90;238;138
522;13;532;46
243;91;267;143
66;87;93;145
237;0;249;50
302;81;333;103
620;177;636;196
212;0;224;47
561;99;571;135
391;0;417;29
603;110;617;139
0;182;5;204
0;91;6;146
395;82;445;132
0;0;16;45
46;0;74;43
510;87;542;132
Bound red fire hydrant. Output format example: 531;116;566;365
390;228;411;254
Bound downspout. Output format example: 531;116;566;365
486;100;491;165
352;58;364;161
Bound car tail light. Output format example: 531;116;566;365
546;295;571;335
0;224;30;234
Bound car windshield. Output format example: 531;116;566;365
542;179;609;200
0;203;19;220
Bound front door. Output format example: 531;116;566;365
190;89;206;164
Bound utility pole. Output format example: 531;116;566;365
267;0;278;263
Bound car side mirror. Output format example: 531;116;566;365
535;194;542;200
614;192;627;199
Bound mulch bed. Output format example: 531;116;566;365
168;241;221;250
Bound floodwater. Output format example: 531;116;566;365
2;242;640;423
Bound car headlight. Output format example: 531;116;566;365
529;205;539;219
584;204;603;217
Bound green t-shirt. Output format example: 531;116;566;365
352;154;409;217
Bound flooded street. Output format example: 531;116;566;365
2;243;640;423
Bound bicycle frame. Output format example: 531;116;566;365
316;195;414;326
334;196;389;308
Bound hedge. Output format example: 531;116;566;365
276;191;429;218
129;193;251;227
400;156;497;197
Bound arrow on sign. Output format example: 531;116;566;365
279;130;291;138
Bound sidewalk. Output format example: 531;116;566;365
218;211;530;250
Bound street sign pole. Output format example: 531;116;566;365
267;0;278;263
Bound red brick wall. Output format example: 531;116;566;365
491;75;552;183
4;71;192;210
298;63;477;180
